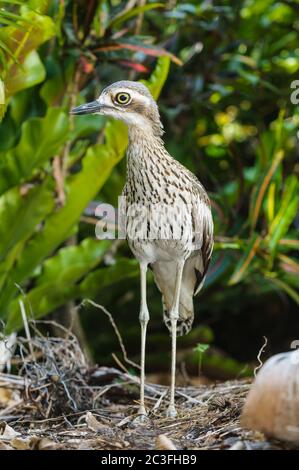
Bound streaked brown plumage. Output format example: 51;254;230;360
71;80;213;419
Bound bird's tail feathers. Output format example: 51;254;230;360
152;258;201;337
162;296;194;336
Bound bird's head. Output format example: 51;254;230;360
70;81;163;137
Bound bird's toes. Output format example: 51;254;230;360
166;405;178;418
133;412;150;425
133;406;149;425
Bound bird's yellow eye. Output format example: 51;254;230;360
115;92;131;105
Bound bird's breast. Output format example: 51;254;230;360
123;145;212;263
123;190;195;264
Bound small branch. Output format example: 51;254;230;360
79;299;140;370
134;0;146;35
53;156;66;206
53;66;81;206
254;336;268;377
19;300;35;363
111;352;130;374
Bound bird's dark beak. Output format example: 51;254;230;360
70;100;101;115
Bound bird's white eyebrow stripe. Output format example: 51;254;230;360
105;88;151;106
127;89;151;105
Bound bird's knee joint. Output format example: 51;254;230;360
139;308;149;323
169;309;179;321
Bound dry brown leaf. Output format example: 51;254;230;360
10;438;31;450
0;441;13;450
0;388;21;407
85;411;107;432
156;434;177;450
78;438;102;450
0;388;12;405
0;423;20;440
35;437;60;450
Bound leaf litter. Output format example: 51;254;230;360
0;320;295;450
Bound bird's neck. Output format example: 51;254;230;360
127;126;168;167
126;126;172;193
128;124;163;146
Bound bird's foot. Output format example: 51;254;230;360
133;406;149;425
166;405;177;418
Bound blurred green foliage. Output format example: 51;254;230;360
0;0;298;375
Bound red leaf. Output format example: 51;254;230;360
80;56;94;74
118;60;149;73
95;42;182;66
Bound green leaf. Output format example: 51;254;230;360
279;239;299;250
193;343;210;354
39;58;65;107
0;10;55;99
0;57;170;315
5;50;46;96
26;0;49;14
229;234;261;285
0;1;25;5
0;142;117;313
0;107;69;194
0;9;34;25
0;78;4;120
6;258;139;332
265;181;275;225
250;150;284;230
0;141;121;314
143;56;171;99
267;176;299;256
0;180;54;263
108;3;164;29
71;114;105;140
267;277;299;306
16;107;69;174
79;258;139;298
0;113;17;150
0;50;46;118
0;239;25;292
278;254;299;276
37;238;112;287
0;9;55;62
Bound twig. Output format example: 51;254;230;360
152;389;168;412
254;336;268;377
52;66;80;206
53;156;66;205
134;0;146;35
19;300;35;362
0;400;24;417
111;353;130;374
79;299;140;370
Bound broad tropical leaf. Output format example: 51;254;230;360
36;238;112;287
0;108;69;195
0;179;54;262
6;258;139;332
0;57;170;318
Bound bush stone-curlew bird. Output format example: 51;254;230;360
71;81;213;418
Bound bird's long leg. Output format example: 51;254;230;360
167;260;185;418
138;262;149;418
